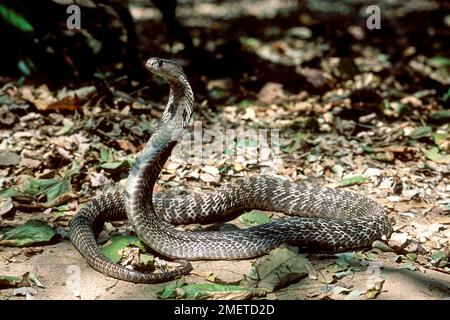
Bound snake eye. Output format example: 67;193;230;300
154;60;163;68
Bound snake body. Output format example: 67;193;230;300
69;58;392;283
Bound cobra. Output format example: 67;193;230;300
69;57;393;283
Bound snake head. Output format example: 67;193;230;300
145;58;184;81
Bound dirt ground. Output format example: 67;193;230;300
1;238;449;300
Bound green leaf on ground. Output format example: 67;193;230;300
335;252;355;267
223;149;234;155
99;147;113;163
332;269;354;279
325;263;348;273
98;147;130;170
401;263;417;271
365;251;378;260
432;132;448;149
27;272;45;288
0;275;23;289
252;246;309;292
23;177;70;203
0;272;44;289
0;220;56;247
410;126;432;140
406;252;417;261
158;277;186;299
100;160;130;171
444;88;450;102
372;240;393;252
0;187;19;198
157;277;265;300
179;283;264;300
429;250;447;265
427;56;450;68
336;176;367;187
239;37;261;49
429;110;450;124
239;211;270;226
65;161;80;178
283;132;305;154
209;88;228;100
362;145;374;154
101;235;146;263
326;252;358;274
367;279;385;298
55;204;69;212
46;179;70;203
23;178;58;196
139;254;155;266
238;99;253;108
424;147;450;162
326;263;348;274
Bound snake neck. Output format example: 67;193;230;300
162;75;194;130
124;69;194;230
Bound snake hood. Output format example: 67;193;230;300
127;58;194;190
146;58;194;142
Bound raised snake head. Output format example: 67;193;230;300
145;57;185;82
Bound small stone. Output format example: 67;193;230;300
287;26;312;39
386;195;400;202
202;165;219;177
332;164;344;176
307;154;319;163
200;172;220;184
379;178;393;189
364;167;382;177
0;198;14;217
104;222;116;233
376;151;395;162
389;232;411;250
402;189;420;200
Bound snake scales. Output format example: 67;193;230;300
69;57;393;283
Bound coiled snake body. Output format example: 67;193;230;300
69;58;392;283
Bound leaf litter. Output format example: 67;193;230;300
0;0;449;300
